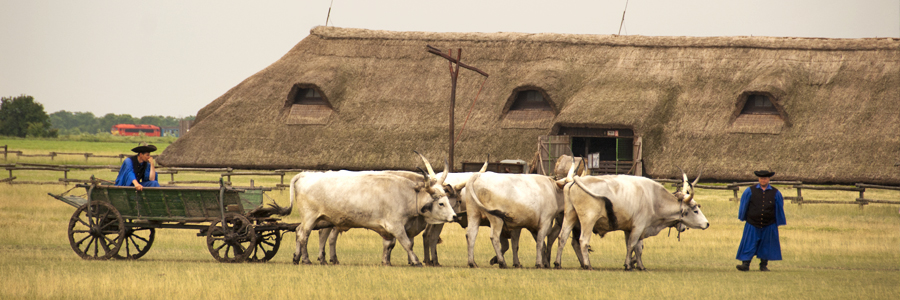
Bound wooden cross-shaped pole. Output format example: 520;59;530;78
426;45;489;171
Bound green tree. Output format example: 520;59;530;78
0;95;55;137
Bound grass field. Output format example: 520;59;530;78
1;139;898;299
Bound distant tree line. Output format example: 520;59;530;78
1;94;193;138
1;95;57;137
49;111;194;135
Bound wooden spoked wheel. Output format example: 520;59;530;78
113;226;155;260
67;201;125;260
206;213;256;263
248;229;282;262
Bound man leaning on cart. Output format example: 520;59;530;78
115;145;160;191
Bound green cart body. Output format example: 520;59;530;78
50;181;294;263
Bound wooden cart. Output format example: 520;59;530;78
48;179;296;263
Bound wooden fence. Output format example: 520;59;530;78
4;148;899;206
657;179;900;208
1;162;306;189
1;146;141;162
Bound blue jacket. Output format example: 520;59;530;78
114;157;156;186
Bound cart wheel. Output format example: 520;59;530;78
67;201;125;260
206;213;256;263
248;229;282;262
114;226;155;260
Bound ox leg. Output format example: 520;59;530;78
623;230;642;271
571;226;585;266
533;222;554;269
423;224;443;267
317;228;331;264
486;217;508;269
555;208;579;269
465;212;482;268
387;225;422;267
489;229;511;266
328;228;341;265
577;214;602;270
632;239;646;271
381;236;396;266
541;215;563;268
509;229;521;268
293;219;317;265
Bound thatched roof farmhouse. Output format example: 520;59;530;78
158;27;900;184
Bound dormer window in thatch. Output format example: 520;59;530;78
740;94;779;115
285;85;332;125
501;88;556;129
510;90;553;111
730;92;786;134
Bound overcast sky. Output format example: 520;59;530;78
1;0;898;118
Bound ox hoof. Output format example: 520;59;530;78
513;263;522;269
330;259;340;265
467;263;478;268
411;262;424;267
581;265;592;270
489;256;499;265
498;262;508;269
554;263;562;269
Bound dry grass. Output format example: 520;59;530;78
1;140;898;299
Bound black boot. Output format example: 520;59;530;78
736;260;751;271
759;259;769;272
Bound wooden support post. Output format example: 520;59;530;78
426;45;488;171
732;183;739;201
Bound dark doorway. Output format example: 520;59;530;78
558;127;636;175
571;137;633;161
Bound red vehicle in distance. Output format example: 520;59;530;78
111;124;161;137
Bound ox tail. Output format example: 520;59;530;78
572;177;617;230
278;172;303;216
465;172;512;222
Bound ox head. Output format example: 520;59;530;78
413;154;456;224
673;168;709;230
415;151;486;198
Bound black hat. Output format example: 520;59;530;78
131;145;157;153
753;170;775;177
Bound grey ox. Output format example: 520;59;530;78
287;164;457;266
554;171;710;270
463;172;566;268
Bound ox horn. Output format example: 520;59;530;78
414;151;436;177
438;159;449;185
579;158;590;177
479;161;488;173
677;166;693;202
692;167;702;187
566;159;577;182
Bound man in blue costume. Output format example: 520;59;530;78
115;145;160;191
736;170;786;271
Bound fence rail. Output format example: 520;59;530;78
2;146;153;162
655;179;898;208
4;151;899;207
2;162;289;189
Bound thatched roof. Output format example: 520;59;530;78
158;26;900;184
